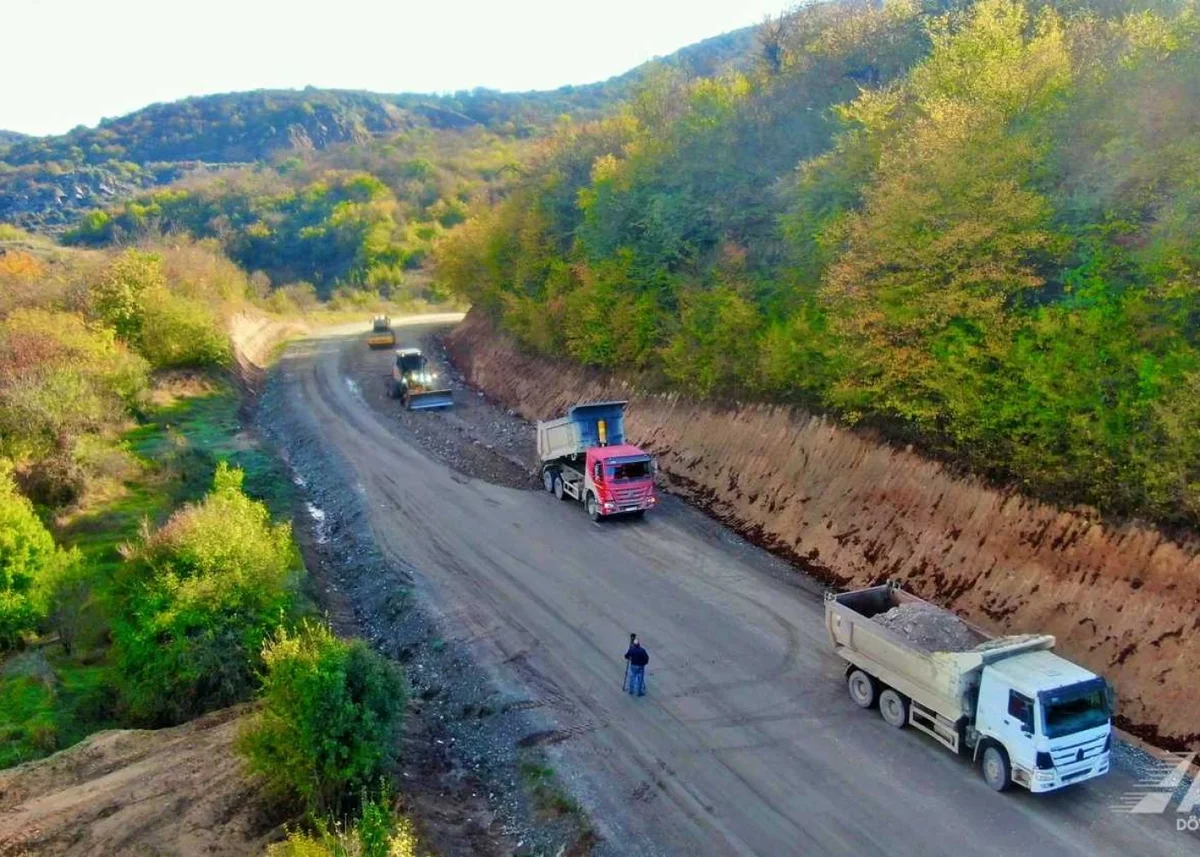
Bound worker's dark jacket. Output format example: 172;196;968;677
625;644;650;667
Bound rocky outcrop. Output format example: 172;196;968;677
445;310;1200;751
0;163;182;232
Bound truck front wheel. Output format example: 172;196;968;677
879;688;909;728
847;669;876;708
981;744;1011;792
586;493;601;522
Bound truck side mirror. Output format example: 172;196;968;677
1105;681;1117;713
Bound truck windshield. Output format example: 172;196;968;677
605;458;651;481
399;354;423;373
1039;679;1109;738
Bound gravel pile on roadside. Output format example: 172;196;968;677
874;602;984;652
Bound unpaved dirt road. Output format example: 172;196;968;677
274;320;1193;857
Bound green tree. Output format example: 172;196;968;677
89;250;166;345
237;622;407;815
0;461;79;648
113;463;299;724
661;285;764;396
821;0;1072;428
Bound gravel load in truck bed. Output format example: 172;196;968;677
874;602;986;652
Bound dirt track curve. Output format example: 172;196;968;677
273;319;1194;857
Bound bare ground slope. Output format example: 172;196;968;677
0;706;278;857
273;321;1193;857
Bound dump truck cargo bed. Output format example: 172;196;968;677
826;585;1055;722
537;401;629;462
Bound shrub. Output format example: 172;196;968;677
137;289;231;369
41;552;98;656
328;288;382;312
18;453;88;509
0;309;149;460
283;283;320;312
113;462;299;724
266;791;417;857
89;249;165;344
0;461;80;648
263;281;320;315
238;622;406;814
157;239;251;305
88;248;232;370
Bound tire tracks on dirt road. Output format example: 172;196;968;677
276;324;1194;857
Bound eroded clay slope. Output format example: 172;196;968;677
445;311;1200;751
0;706;275;857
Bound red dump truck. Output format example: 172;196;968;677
537;401;657;521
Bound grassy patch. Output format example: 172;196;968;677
517;754;598;855
0;656;116;768
122;380;293;514
0;675;56;768
0;373;293;769
520;758;582;819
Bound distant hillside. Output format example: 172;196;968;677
402;26;760;133
0;25;759;231
3;90;407;168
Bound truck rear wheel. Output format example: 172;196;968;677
981;744;1011;792
554;475;566;500
879;688;909;728
542;469;556;493
847;669;876;708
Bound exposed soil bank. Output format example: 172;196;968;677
0;706;279;856
445;310;1200;752
229;310;310;392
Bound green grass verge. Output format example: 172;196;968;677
0;657;115;769
0;374;293;770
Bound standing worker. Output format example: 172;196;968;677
624;633;650;697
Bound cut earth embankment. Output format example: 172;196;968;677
444;310;1200;752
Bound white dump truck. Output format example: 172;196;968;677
826;583;1113;793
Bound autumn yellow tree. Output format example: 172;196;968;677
822;0;1072;431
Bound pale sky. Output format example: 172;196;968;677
2;0;789;137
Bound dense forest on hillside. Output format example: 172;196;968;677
4;0;1197;527
437;0;1200;526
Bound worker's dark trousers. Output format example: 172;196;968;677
628;665;646;696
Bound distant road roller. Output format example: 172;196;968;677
366;316;396;349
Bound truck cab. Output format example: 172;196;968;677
583;444;657;520
974;651;1111;792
